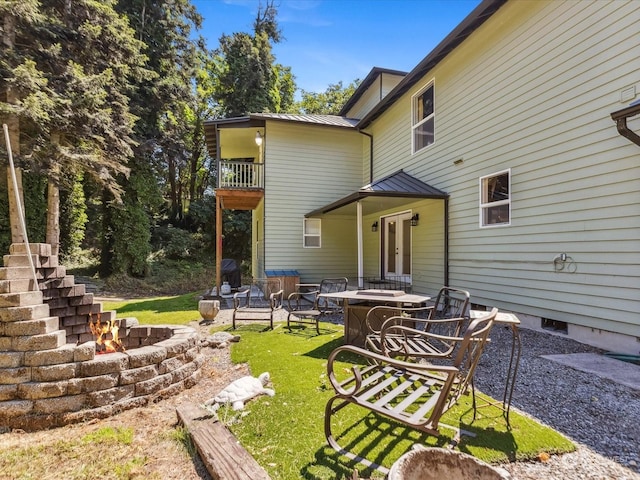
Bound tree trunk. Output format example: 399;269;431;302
46;179;60;257
46;135;61;257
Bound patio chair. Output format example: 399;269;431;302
286;277;348;333
232;278;284;329
324;308;497;473
364;286;470;359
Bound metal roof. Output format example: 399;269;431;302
248;113;359;128
203;114;359;158
306;170;448;217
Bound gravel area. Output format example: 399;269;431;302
463;323;640;480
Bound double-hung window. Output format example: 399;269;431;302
303;218;321;248
412;82;435;153
480;170;511;227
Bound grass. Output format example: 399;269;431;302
215;322;575;480
102;292;202;325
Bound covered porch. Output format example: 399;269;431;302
305;169;449;294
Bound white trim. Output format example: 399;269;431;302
303;218;321;248
479;168;511;228
411;79;435;154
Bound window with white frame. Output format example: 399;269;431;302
412;82;434;153
480;170;511;227
303;218;321;247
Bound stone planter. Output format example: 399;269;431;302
199;299;220;322
388;447;511;480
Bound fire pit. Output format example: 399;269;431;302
0;243;205;432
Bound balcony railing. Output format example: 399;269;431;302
218;160;264;189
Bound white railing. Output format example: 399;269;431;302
218;160;264;188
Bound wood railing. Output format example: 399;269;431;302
218;160;264;188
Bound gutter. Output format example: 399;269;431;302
611;101;640;147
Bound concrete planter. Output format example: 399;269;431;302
198;299;220;322
388;447;511;480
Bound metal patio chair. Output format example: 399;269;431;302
324;308;497;474
286;277;348;333
364;286;470;360
232;277;284;329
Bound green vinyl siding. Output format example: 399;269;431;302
262;122;362;282
365;0;640;336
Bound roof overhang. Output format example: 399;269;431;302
611;101;640;147
306;170;448;217
203;114;359;159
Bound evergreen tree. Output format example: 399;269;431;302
213;0;295;116
0;0;149;259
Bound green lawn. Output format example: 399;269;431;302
102;292;202;325
217;322;575;480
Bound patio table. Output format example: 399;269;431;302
319;289;430;347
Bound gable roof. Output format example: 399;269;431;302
338;67;407;117
306;170;447;217
357;0;507;129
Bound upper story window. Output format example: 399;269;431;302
303;218;321;248
480;170;511;227
412;82;435;153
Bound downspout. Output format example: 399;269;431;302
444;196;450;287
358;129;374;183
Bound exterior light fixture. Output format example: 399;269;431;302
255;131;263;146
371;221;378;232
410;214;419;226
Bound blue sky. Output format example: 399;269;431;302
191;0;481;94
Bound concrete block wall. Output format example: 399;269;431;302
4;243;115;343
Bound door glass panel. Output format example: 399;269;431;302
402;218;411;275
386;220;396;273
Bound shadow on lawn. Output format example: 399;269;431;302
302;406;518;478
302;411;450;479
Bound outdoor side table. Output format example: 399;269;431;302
470;309;521;426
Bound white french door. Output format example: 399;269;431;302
383;212;412;283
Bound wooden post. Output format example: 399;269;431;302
3;12;24;245
215;194;222;296
7;166;25;244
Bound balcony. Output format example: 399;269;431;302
216;160;264;210
218;160;264;189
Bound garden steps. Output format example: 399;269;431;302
176;401;271;480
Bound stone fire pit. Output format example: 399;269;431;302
0;243;204;431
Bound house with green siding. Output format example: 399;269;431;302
204;0;640;354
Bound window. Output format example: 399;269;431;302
480;170;511;227
303;218;321;248
412;82;434;153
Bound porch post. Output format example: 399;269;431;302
215;194;222;296
357;201;363;289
